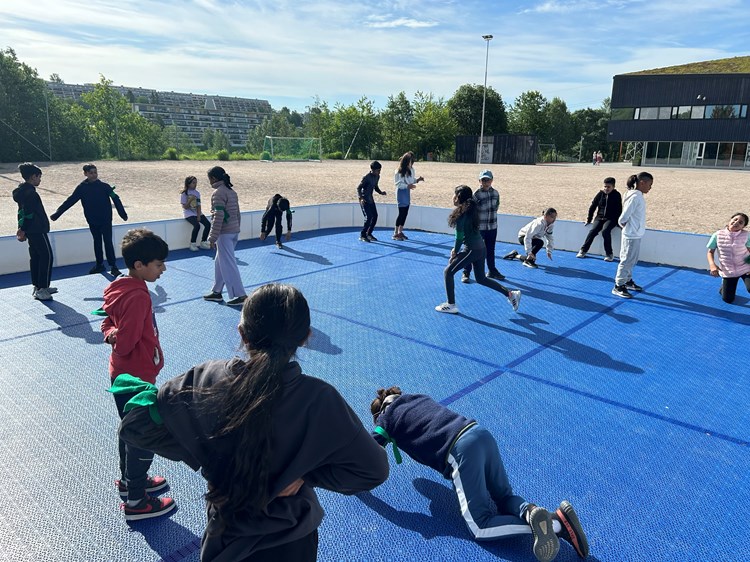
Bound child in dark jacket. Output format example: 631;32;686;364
12;162;56;301
51;163;127;276
357;160;387;242
577;177;622;261
101;228;174;521
370;387;589;562
119;284;388;561
260;194;293;248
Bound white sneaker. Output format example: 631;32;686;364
189;243;199;252
34;288;53;301
604;254;614;262
576;251;586;258
435;302;458;314
508;290;521;311
199;241;211;250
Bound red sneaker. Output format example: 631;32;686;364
116;475;168;498
122;494;176;521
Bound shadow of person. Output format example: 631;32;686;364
127;514;202;561
150;285;168;314
41;300;104;344
274;246;332;266
640;289;750;325
542;265;613;282
375;240;448;258
305;327;342;355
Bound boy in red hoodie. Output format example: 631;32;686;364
101;228;175;520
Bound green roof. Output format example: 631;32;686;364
625;56;750;76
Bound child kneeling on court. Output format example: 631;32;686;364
504;209;557;269
706;212;750;303
370;387;589;562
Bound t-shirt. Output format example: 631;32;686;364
181;189;201;218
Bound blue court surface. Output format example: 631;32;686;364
0;227;747;562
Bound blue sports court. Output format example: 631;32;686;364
0;227;747;562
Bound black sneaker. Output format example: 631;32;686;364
522;259;538;269
611;285;632;299
89;264;106;274
122;494;176;521
203;291;223;302
367;234;378;242
226;296;247;307
625;280;643;291
503;250;519;260
461;272;471;284
488;269;505;280
110;266;122;277
276;242;283;248
528;506;560;562
552;501;589;559
116;475;168;498
359;236;371;242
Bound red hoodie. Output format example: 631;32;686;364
101;277;164;384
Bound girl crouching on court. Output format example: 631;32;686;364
707;212;750;303
436;185;520;314
119;283;389;562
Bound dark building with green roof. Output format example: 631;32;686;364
607;56;750;168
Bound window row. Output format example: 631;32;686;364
612;104;748;121
641;141;750;168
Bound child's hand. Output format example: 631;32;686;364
259;232;267;241
417;176;424;182
276;478;304;498
583;221;590;226
547;250;553;260
709;265;720;277
16;229;26;242
380;190;387;196
106;329;118;345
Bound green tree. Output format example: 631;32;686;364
412;92;457;160
333;97;381;159
380;92;415;160
49;73;63;84
161;124;196;154
571;98;612;161
447;84;507;136
508;90;549;139
246;110;299;153
544;97;575;154
303;97;336;154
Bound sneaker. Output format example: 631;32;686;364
508;290;522;312
226;296;247;307
400;233;409;240
435;302;459;314
392;233;404;241
359;236;371;242
276;242;283;248
33;286;58;295
33;288;53;301
203;291;223;302
522;259;538;269
189;242;199;252
199;241;212;250
503;250;519;260
116;476;168;498
488;269;506;280
611;285;632;299
89;264;105;274
461;272;471;284
367;234;378;242
122;494;176;521
528;506;560;562
552;501;589;559
110;266;122;277
604;254;614;262
576;250;586;258
625;280;643;291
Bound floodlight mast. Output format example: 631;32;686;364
478;34;493;164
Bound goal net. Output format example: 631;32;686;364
261;137;322;162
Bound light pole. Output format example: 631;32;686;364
478;34;493;164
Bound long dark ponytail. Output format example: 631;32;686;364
626;171;653;190
448;185;476;228
205;283;310;518
207;166;233;189
397;151;414;177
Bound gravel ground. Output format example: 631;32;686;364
1;159;747;235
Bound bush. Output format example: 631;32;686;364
260;151;272;161
325;151;343;160
162;147;178;160
217;149;230;161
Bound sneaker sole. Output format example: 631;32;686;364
435;307;459;314
123;500;176;521
556;501;589;559
529;507;560;562
626;286;643;291
611;289;632;299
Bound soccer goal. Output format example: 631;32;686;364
261;137;322;162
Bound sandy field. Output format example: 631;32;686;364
1;160;747;236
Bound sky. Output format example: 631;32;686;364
2;0;749;113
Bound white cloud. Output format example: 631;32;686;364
367;17;438;28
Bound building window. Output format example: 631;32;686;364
741;105;748;118
677;106;691;119
668;142;683;165
730;143;748;167
705;104;740;118
658;107;671;119
644;141;657;165
701;142;718;166
717;143;733;166
639;107;659;120
656;142;670;165
611;107;635;120
691;106;705;119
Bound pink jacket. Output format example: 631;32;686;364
716;228;750;278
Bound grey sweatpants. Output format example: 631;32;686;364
615;237;642;286
212;232;246;299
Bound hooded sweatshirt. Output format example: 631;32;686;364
618;189;647;239
12;182;50;234
101;277;163;384
52;179;127;225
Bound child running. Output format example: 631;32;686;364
707;212;750;304
435;185;520;314
576;177;622;261
260;194;293;248
612;172;653;299
119;283;389;561
13;162;56;301
370;386;589;562
180;175;211;251
357;160;387;242
504;209;557;269
101;228;174;520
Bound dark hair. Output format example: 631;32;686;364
370;386;402;423
397;151;414;177
181;176;197;194
604;177;616;185
204;283;310;518
370;160;382;171
277;197;290;212
207;166;233;189
626;172;653;190
448;185;477;228
18;162;42;181
121;228;169;268
730;212;749;227
82;164;97;173
543;207;557;217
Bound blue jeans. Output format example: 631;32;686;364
446;425;530;540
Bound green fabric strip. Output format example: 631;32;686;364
108;373;163;424
214;205;229;223
374;426;403;464
17;209;33;227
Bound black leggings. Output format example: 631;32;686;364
445;246;509;304
185;215;211;243
518;235;544;258
395;206;409;228
241;530;318;562
721;274;750;303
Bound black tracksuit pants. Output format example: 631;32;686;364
26;233;53;289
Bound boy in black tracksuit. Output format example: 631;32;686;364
260;194;293;248
13;163;56;301
357;160;387;242
577;177;622;261
50;163;128;276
